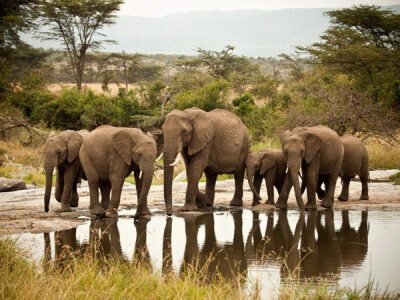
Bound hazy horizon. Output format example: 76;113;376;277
119;0;400;18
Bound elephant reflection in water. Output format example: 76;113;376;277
132;218;151;268
43;218;126;267
180;211;247;282
245;211;303;277
246;210;369;279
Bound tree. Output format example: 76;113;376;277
0;0;39;55
298;5;400;106
40;0;123;90
110;51;142;91
197;45;255;80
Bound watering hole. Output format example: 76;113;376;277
11;209;400;297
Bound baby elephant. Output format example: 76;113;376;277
315;135;369;201
43;129;89;212
338;135;369;201
246;150;287;206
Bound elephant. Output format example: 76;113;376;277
338;135;369;201
43;129;89;212
245;149;287;206
160;107;250;215
276;125;344;210
304;135;369;202
79;125;156;219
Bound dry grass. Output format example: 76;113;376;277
366;140;400;170
47;83;140;96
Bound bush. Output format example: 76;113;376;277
174;80;229;111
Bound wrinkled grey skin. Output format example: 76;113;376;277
79;125;156;219
276;125;344;210
162;107;249;215
43;130;88;212
308;135;369;202
245;150;287;206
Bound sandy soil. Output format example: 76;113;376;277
1;170;399;234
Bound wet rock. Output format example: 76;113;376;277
0;177;27;192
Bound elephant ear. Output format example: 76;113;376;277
301;132;322;163
63;131;83;163
260;153;276;175
112;129;133;166
188;110;214;156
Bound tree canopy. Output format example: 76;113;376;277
40;0;123;89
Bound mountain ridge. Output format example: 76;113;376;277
23;5;400;57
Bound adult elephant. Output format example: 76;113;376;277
79;125;156;219
160;107;249;214
44;129;89;212
277;125;344;210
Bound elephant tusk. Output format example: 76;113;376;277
139;170;143;179
156;152;163;162
285;166;288;174
153;173;160;181
170;152;183;166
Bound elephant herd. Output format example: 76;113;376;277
43;210;369;283
43;107;369;218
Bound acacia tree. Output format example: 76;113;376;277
197;45;255;80
110;51;142;91
40;0;123;90
298;5;400;106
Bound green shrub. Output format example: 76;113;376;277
174;80;229;111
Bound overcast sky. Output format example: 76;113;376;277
119;0;400;17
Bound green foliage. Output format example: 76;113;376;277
174;80;229;111
139;81;166;110
248;75;278;99
298;5;400;106
390;172;400;184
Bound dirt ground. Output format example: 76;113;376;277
1;170;399;234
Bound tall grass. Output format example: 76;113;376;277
0;237;247;300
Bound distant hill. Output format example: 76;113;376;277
23;5;400;57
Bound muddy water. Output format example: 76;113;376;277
13;209;400;297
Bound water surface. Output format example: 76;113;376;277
14;209;400;297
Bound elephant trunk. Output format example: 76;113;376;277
44;164;54;212
133;163;154;220
246;168;261;200
163;147;177;216
290;166;305;210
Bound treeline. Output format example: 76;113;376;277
1;2;399;144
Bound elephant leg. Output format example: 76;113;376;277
305;166;317;210
265;171;276;205
275;174;292;209
182;155;206;211
360;172;369;200
317;175;327;200
88;180;104;216
230;164;245;206
60;167;75;212
55;167;63;203
70;182;79;207
252;174;262;206
204;172;217;206
338;177;351;201
321;172;340;208
106;176;125;218
100;181;111;209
